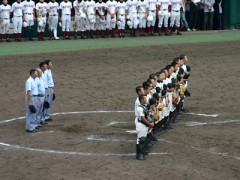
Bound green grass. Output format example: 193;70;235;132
0;30;239;56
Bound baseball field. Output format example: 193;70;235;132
0;30;240;180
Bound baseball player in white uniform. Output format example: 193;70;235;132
11;0;24;42
48;0;59;40
85;0;96;39
25;69;39;133
170;0;182;35
59;0;72;39
36;0;49;41
116;0;127;38
73;0;86;39
126;0;138;37
95;0;107;38
106;0;117;37
157;0;171;36
137;0;148;36
135;95;154;160
147;0;157;35
0;0;12;42
22;0;35;40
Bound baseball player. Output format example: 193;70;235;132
126;0;138;37
137;0;148;36
22;0;35;41
147;0;157;36
44;59;54;122
36;0;49;41
157;0;171;36
116;0;127;38
95;0;107;38
59;0;72;39
11;0;24;42
0;0;12;42
73;0;86;39
169;0;182;35
85;0;96;39
135;95;154;160
48;0;60;40
106;0;117;38
25;69;39;133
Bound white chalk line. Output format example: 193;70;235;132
107;121;127;126
86;135;135;142
158;139;240;161
186;113;220;117
0;111;221;124
185;120;240;127
0;142;168;157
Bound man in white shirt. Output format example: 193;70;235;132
73;0;86;39
22;0;35;40
106;0;117;37
25;69;39;133
11;0;24;41
201;0;215;30
126;0;138;37
137;0;148;36
95;0;107;38
157;0;171;36
169;0;182;35
59;0;72;39
0;0;12;42
116;0;127;37
147;0;157;36
48;0;60;40
36;0;49;41
85;0;96;38
44;60;55;122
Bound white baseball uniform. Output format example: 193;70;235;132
95;1;106;36
157;0;170;30
22;0;35;26
84;0;96;31
106;0;117;32
73;0;86;36
60;0;72;36
48;1;59;39
147;0;157;32
170;0;182;31
36;2;49;33
138;0;148;31
0;4;12;40
116;1;127;31
126;0;138;29
12;1;24;39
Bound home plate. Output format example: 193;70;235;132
126;130;137;134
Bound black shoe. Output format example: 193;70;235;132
151;33;154;36
111;34;115;38
29;38;34;41
6;39;11;42
45;118;53;122
74;36;77;40
122;34;125;38
182;108;189;113
136;153;146;160
81;35;85;39
18;39;22;42
101;35;105;38
35;126;40;129
40;121;48;125
90;36;94;39
26;129;38;133
158;32;162;36
177;32;182;35
165;32;170;36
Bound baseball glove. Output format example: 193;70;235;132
157;103;164;111
43;101;50;109
52;93;55;101
172;94;178;106
29;105;37;113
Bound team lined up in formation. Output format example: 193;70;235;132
25;60;55;133
135;54;191;160
0;0;184;41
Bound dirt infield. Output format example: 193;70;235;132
0;41;240;180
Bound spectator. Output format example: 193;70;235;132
202;0;215;30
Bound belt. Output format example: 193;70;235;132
32;95;38;97
49;14;57;16
48;86;54;88
150;10;156;12
173;10;180;12
38;94;44;97
25;13;33;15
138;119;148;127
64;14;70;15
14;16;22;17
2;18;9;19
162;9;168;11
